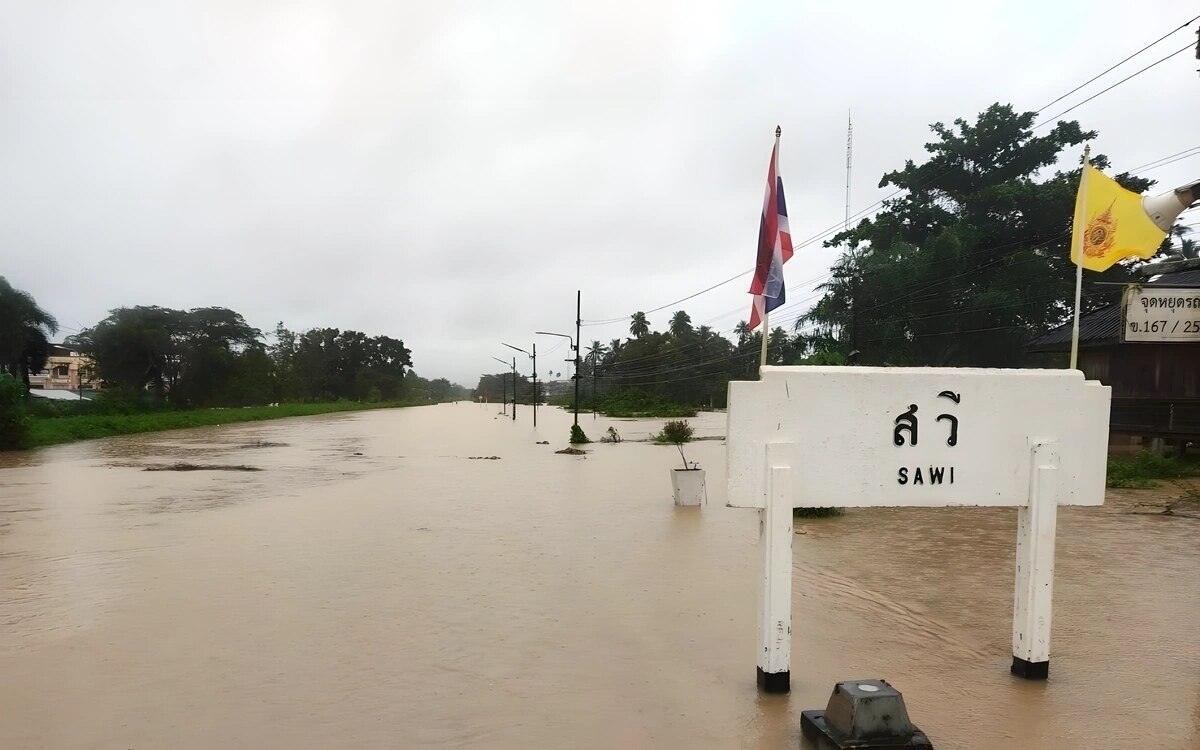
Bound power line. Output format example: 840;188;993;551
1128;146;1200;173
608;229;1073;372
606;232;1075;375
1034;13;1200;114
582;268;755;326
604;288;1119;385
1034;40;1196;129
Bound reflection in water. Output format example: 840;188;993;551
0;403;1197;749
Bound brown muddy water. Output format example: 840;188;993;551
0;403;1196;749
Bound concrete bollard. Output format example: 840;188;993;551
800;679;933;749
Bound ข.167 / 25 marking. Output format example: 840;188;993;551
1127;320;1199;333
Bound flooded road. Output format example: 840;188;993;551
1;402;1197;749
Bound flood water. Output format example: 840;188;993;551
1;402;1197;749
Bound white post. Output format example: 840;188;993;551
757;446;793;692
758;308;770;370
1012;440;1059;679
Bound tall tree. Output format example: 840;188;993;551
0;277;58;390
668;310;693;338
629;311;650;338
802;103;1155;367
76;305;269;405
607;339;622;360
73;306;180;397
584;340;607;368
733;321;752;346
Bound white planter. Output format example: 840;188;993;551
671;468;706;506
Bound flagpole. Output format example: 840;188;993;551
759;125;782;372
1069;145;1091;370
759;308;770;369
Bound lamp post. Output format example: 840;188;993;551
535;331;579;426
503;343;537;427
490;357;510;416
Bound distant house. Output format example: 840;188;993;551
28;344;101;392
1027;263;1200;452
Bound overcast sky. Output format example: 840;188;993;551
3;1;1198;385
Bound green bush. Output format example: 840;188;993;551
656;419;695;469
793;507;843;518
656;419;694;445
569;424;591;444
557;390;696;418
0;373;29;449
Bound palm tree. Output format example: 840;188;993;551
733;320;752;346
629;311;650;338
1162;223;1198;260
606;338;622;369
0;276;58;390
584;340;607;367
668;310;692;338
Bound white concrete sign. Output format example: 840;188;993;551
725;366;1111;693
1121;286;1200;342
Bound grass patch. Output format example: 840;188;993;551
23;401;422;449
793;507;844;518
1106;450;1200;489
552;390;697;418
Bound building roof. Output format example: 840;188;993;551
1143;268;1200;286
1026;304;1121;352
1026;268;1200;353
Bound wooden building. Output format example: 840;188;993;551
1027;266;1200;451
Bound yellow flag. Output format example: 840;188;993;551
1071;164;1165;271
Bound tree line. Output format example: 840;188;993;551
0;289;467;409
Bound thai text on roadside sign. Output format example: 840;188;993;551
1121;286;1200;342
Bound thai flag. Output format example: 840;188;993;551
748;138;793;330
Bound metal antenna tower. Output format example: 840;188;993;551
844;111;853;232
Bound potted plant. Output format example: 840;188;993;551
659;419;705;506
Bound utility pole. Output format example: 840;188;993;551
574;290;581;427
537;322;581;426
503;343;535;425
511;358;517;420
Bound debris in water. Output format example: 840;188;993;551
555;447;587;455
236;441;289;449
536;441;549;445
468;456;502;460
143;463;262;472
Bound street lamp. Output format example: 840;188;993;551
535;331;580;426
502;342;537;427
